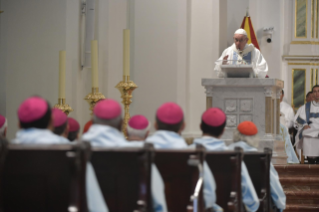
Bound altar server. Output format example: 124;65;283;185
280;90;295;129
0;114;7;138
294;91;313;129
214;29;268;78
127;115;150;141
12;96;108;212
193;108;260;212
146;102;221;211
295;85;319;163
82;99;167;212
228;121;286;212
68;117;80;141
52;108;69;141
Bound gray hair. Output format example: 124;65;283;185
93;115;122;129
126;122;151;139
233;129;259;148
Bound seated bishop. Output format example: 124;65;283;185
228;121;286;212
146;102;222;211
67;117;80;141
126;115;150;142
82;99;168;212
214;29;268;78
192;108;260;212
12;96;109;212
51;108;70;142
0;114;7;138
295;85;319;163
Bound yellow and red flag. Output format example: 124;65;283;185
240;15;260;50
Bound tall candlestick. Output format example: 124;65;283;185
91;40;99;87
123;29;130;77
59;51;66;99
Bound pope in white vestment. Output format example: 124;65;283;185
214;29;268;78
82;99;168;212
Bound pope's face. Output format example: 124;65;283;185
313;87;319;101
233;34;248;51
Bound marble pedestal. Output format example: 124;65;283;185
202;78;285;154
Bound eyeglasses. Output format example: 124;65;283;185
233;38;246;43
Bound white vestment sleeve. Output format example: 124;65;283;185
86;163;109;212
151;165;168;212
214;49;228;78
253;48;268;78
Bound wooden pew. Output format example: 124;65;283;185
243;148;272;212
0;142;89;212
205;148;243;212
90;143;153;212
154;147;205;212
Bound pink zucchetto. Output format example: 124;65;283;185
202;108;226;127
52;108;67;127
18;97;48;123
0;115;6;128
93;99;122;120
68;117;80;132
156;102;183;124
128;115;149;130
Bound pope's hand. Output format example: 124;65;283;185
222;55;229;64
303;125;311;130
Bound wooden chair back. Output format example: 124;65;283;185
243;148;272;212
205;148;243;212
154;147;205;212
0;142;89;212
90;143;153;212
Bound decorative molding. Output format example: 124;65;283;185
205;86;213;96
283;55;319;61
226;115;237;127
288;62;319;66
290;41;319;44
276;90;282;99
240;99;252;112
225;99;237;112
264;87;273;97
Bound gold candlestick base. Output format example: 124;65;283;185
84;87;106;114
116;76;137;137
54;98;73;115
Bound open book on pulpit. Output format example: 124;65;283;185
217;59;255;78
221;64;255;78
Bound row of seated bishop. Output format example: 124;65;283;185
0;139;278;212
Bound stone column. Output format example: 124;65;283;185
264;87;273;137
205;86;213;109
276;89;282;139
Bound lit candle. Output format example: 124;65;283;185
59;50;66;99
123;29;130;77
91;40;99;87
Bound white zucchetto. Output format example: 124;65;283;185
234;29;247;36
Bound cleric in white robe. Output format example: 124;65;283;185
146;102;222;211
214;29;268;78
12;96;108;212
279;90;295;129
228;121;286;211
295;86;319;163
82;99;168;212
126;115;151;142
294;91;313;129
193;108;260;212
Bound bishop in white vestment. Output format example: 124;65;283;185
214;29;268;78
82;99;168;212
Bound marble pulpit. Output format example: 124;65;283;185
202;78;284;153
